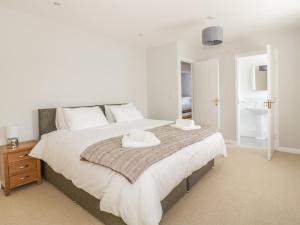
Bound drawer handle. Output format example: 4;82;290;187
19;176;29;180
19;165;29;169
18;154;28;158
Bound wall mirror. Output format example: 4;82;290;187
253;64;267;91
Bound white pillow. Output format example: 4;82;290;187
104;104;131;123
104;105;116;123
108;104;143;122
55;107;69;130
62;106;109;130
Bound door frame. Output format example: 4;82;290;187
178;57;194;119
267;45;280;160
235;50;279;151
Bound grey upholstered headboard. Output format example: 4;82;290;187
38;104;122;138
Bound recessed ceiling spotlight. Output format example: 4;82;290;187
53;2;61;6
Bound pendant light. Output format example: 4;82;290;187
202;26;223;46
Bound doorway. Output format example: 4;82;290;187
235;46;279;160
180;61;193;119
236;53;269;148
178;58;220;128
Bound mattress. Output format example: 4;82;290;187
30;119;227;225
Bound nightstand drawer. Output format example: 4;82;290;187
9;159;37;176
8;150;31;163
10;171;37;189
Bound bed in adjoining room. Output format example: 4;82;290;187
181;97;193;119
30;103;227;225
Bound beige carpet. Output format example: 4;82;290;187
1;146;300;225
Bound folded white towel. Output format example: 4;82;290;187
176;118;195;127
171;119;201;130
122;129;161;148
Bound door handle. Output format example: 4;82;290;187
19;176;29;180
264;99;276;109
19;165;29;169
212;98;219;106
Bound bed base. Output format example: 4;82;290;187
42;159;214;225
187;159;214;192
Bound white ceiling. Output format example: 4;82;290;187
1;0;300;47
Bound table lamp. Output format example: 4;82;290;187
6;125;19;149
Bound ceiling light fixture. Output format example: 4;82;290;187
202;26;223;46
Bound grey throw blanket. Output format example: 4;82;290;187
80;125;218;183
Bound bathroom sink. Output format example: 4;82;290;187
246;107;268;140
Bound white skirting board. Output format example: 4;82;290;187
276;147;300;155
225;139;300;155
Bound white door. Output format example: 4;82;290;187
266;45;278;160
193;59;220;128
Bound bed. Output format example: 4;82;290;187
32;105;227;225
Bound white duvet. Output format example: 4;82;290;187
30;119;227;225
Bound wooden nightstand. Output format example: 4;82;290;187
0;140;41;196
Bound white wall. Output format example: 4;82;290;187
0;6;147;145
146;41;197;120
146;42;179;120
194;29;300;149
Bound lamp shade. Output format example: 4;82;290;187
202;26;223;46
6;126;19;138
